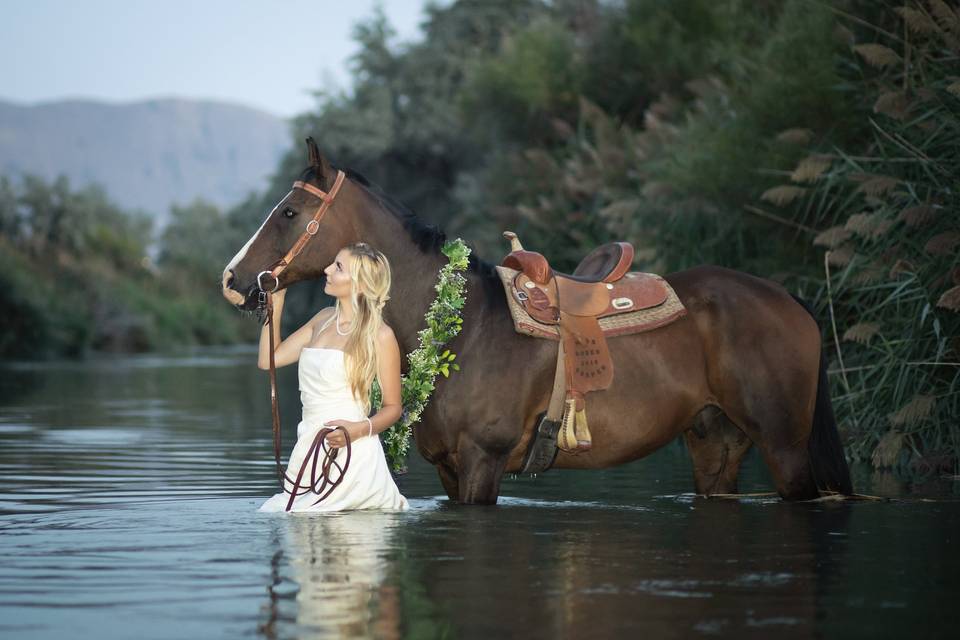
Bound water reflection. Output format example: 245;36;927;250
260;511;405;639
382;497;854;639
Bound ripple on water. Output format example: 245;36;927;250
41;428;147;447
495;495;652;512
730;572;794;587
0;424;33;434
632;579;714;599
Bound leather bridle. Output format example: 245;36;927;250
256;169;351;510
255;169;347;295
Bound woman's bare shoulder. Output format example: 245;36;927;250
310;306;336;327
377;320;397;342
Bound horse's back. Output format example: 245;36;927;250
666;264;801;308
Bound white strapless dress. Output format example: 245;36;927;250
258;347;409;513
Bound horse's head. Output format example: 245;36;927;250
221;137;353;311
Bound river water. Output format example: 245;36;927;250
1;346;957;639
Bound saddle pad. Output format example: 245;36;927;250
495;265;688;340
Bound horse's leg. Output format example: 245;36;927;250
759;438;819;501
456;434;508;505
684;405;753;495
721;382;821;501
743;386;824;501
437;462;459;501
671;267;825;501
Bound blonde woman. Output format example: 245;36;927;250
257;242;409;512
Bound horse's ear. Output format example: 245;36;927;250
306;136;321;166
305;136;334;184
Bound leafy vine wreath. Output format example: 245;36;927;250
370;237;471;472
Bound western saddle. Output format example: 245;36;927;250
496;230;686;472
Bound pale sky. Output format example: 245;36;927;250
1;0;446;118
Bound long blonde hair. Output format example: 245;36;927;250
316;242;392;414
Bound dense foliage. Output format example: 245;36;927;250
0;175;255;357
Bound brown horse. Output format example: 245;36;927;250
221;139;853;505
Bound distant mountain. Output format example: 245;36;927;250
0;97;291;226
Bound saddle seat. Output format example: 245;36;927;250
567;241;635;283
500;231;669;326
502;233;634;285
498;230;678;463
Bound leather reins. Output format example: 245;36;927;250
257;170;351;511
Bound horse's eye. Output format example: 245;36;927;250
283;207;296;218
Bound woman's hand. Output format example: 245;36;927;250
322;419;365;448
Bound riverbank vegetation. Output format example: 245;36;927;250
0;175;257;357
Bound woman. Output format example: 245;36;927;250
257;241;409;512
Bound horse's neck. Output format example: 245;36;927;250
350;191;480;356
382;251;447;355
386;267;493;358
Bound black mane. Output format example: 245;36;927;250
310;165;502;291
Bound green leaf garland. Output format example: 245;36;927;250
370;237;471;472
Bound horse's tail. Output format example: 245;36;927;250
790;294;854;495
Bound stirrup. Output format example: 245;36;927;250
558;397;592;453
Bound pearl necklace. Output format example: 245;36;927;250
335;308;354;336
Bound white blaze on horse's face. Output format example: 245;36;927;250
221;190;293;302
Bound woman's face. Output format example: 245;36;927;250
323;248;353;299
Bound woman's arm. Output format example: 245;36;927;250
368;324;404;432
257;292;328;370
324;324;403;446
